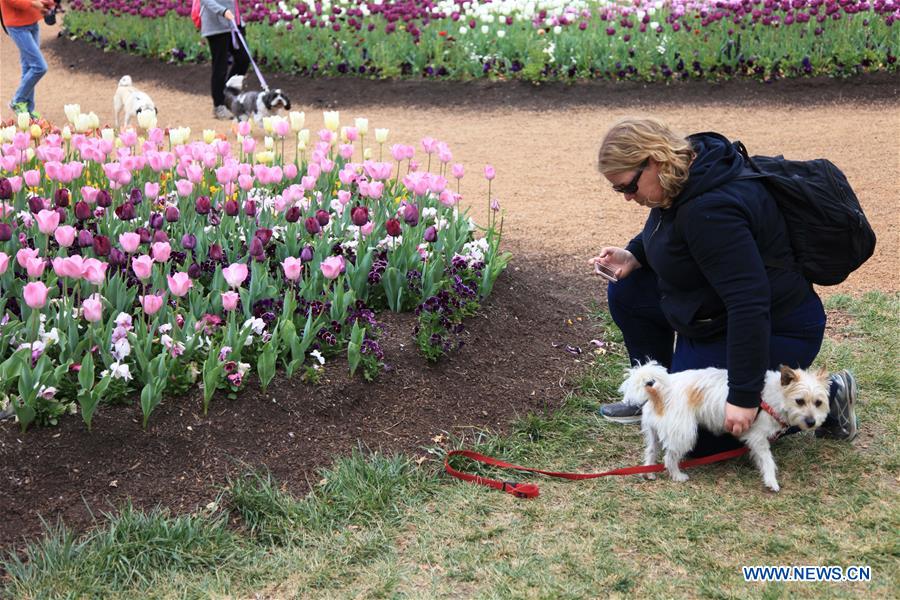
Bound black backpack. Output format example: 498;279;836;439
732;140;876;286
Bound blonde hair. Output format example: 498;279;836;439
597;117;695;205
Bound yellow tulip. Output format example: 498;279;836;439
323;110;339;131
29;124;42;140
203;129;216;144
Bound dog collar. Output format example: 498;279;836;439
759;400;789;429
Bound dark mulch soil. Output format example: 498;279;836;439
0;254;601;552
50;33;898;111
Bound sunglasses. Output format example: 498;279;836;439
612;159;649;195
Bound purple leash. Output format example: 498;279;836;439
230;21;269;91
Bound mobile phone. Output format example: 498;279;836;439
594;262;619;283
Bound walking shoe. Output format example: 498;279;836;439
598;401;642;424
212;105;232;120
816;370;858;441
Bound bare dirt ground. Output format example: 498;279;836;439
0;23;897;551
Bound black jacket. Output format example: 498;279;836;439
625;132;811;408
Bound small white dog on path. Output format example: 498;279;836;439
619;362;831;492
113;75;157;129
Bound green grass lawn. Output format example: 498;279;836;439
4;293;898;599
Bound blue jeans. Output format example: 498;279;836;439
8;22;48;113
608;268;826;455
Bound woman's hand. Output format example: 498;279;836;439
724;403;757;436
589;247;641;280
31;0;49;13
223;9;235;21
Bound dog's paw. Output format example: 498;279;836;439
670;472;689;483
642;472;657;481
765;480;780;493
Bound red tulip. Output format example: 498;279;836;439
385;217;402;237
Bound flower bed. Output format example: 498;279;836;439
0;110;509;431
62;0;897;82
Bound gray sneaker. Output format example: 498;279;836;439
816;370;858;441
599;401;642;424
213;105;232;120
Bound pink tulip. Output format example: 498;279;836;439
421;137;438;153
242;137;256;154
282;257;303;281
58;255;85;279
274;119;290;137
24;169;41;188
54;225;76;248
221;291;240;312
175;179;194;197
16;247;40;268
132;255;154;280
140;293;164;315
319;255;345;280
451;163;465;179
145;181;160;199
167;272;193;297
36;209;60;235
23;281;49;309
82;258;108;285
222;262;248;288
151;241;172;263
484;165;496;180
82;294;103;322
360;221;374;237
390;144;406;162
283;163;298;179
0;252;8;275
25;256;46;278
119;232;141;253
238;174;254;191
237;121;251;136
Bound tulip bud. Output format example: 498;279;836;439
350;205;369;227
300;245;314;263
305;217;321;235
95;190;112;208
152;230;169;244
424;225;437;243
188;262;202;279
208;243;224;262
255;228;273;246
75;201;91;221
181;233;197;250
165;206;180;222
114;202;136;221
129;187;143;205
195;195;211;215
78;229;94;248
285;206;301;223
28;196;44;214
224;199;239;216
385;217;402;237
315;209;330;227
244;199;257;217
92;234;111;256
249;236;265;259
0;177;12;200
55;188;70;208
402;203;419;226
149;213;164;230
0;223;12;242
109;247;127;267
137;226;152;244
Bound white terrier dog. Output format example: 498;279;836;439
619;362;830;492
113;75;157;129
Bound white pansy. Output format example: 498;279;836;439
310;349;325;365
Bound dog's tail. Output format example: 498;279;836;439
118;75;133;87
225;75;244;94
618;361;671;409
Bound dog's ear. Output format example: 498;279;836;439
814;366;829;382
779;365;796;386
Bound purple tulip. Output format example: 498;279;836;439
181;233;197;250
55;188;70;208
305;216;321;235
152;230;169;244
208;243;224;261
402;203;419;226
165;206;180;222
129;187;143;205
351;205;368;227
285;206;301;223
249;236;265;259
55;207;67;224
244;199;257;217
0;223;12;242
188;262;202;279
424;225;437;243
137;226;152;244
224;199;239;216
78;229;94;248
28;196;44;214
109;247;126;267
92;235;111;256
300;245;313;263
315;209;330;227
115;202;136;221
0;177;12;200
255;228;273;246
75;201;91;221
96;190;112;208
385;217;402;237
195;196;211;215
149;213;164;230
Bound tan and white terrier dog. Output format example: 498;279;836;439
619;362;830;492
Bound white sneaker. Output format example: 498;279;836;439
213;105;232;120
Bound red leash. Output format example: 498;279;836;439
444;447;750;499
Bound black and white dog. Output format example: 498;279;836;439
224;75;291;124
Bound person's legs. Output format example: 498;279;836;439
8;23;48;113
226;28;251;82
600;268;676;422
207;33;231;109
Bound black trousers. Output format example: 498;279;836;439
206;29;250;107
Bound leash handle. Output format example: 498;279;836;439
230;21;269;91
445;447;750;500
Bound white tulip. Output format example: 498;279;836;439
264;136;274;150
203;129;216;144
298;128;310;144
63;104;81;124
136;110;157;130
289;110;305;131
101;128;115;142
375;128;389;143
17;111;30;130
354;117;369;135
323;110;339;131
